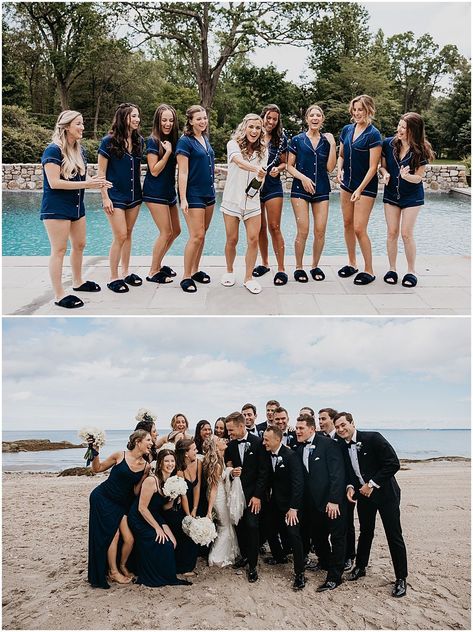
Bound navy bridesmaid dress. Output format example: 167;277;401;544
128;479;188;587
88;453;145;589
163;477;199;573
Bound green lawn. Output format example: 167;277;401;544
432;158;466;165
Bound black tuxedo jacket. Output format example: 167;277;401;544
266;444;304;512
341;430;401;504
256;420;268;435
282;430;298;449
295;433;346;511
225;433;269;503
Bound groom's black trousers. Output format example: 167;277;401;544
267;501;304;575
235;507;259;569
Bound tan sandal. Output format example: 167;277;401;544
119;566;136;580
107;570;132;584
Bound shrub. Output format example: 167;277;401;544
2;106;51;163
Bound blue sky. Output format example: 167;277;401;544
3;317;470;431
252;2;471;82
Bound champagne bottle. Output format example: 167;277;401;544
245;170;266;198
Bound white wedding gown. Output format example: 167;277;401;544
208;468;240;567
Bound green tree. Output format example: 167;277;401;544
427;60;471;158
386;32;461;112
305;2;371;79
11;2;108;109
116;2;307;111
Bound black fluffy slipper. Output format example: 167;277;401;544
107;279;129;293
310;267;325;281
294;269;309;283
54;294;84;309
124;273;142;286
72;280;101;292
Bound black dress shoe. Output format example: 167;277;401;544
264;556;288;565
392;578;407;597
292;573;306;591
343;558;353;572
232;557;248;569
316;579;342;592
247;567;258;583
305;559;325;572
348;567;366;581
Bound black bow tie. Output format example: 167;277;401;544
283;432;288;436
271;453;278;458
237;439;247;444
347;440;356;446
303;440;312;445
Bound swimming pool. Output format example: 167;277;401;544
2;191;470;256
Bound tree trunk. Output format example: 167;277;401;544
93;91;102;141
57;80;69;110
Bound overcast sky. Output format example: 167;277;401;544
3;317;470;431
251;2;471;82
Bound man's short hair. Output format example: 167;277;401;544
333;411;354;424
319;407;338;420
296;413;316;428
225;411;245;426
241;403;256;415
264;426;283;441
274;406;288;416
300;406;315;416
266;399;280;407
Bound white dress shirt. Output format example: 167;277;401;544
303;433;316;472
238;432;249;464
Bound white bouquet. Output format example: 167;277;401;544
162;475;187;499
135;408;157;424
157;442;175;453
182;516;217;546
78;427;106;465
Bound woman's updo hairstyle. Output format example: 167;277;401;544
127;429;149;450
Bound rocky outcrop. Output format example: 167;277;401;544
2;439;84;453
57;467;95;477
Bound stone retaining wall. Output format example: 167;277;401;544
2;162;468;192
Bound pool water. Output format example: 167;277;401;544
2;191;470;256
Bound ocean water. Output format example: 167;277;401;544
2;428;470;472
2;191;470;257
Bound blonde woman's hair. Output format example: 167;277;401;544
232;114;266;160
305;104;325;121
349;95;376;124
202;437;223;491
51;110;86;180
171;413;189;430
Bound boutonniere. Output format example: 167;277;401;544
308;445;316;452
356;441;362;452
244;441;251;453
276;456;283;466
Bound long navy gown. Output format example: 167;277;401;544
162;477;199;573
88;454;144;589
128;480;188;587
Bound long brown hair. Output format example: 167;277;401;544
155;449;176;491
394;112;435;171
108;102;143;158
260;104;283;147
151;103;179;158
175;438;195;472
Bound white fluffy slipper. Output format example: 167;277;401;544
221;272;236;287
244;279;262;294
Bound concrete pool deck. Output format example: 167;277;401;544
3;254;470;316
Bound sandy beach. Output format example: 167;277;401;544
2;460;470;630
